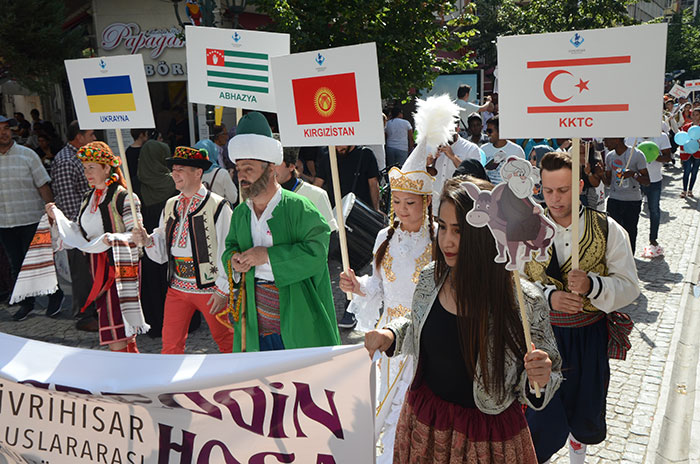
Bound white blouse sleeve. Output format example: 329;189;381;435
214;168;239;205
214;203;234;295
144;210;169;264
347;228;388;332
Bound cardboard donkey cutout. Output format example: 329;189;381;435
463;157;555;271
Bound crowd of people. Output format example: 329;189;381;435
0;81;690;463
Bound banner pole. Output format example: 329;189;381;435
328;145;353;300
236;107;244;205
571;138;580;270
514;270;540;398
114;129;140;228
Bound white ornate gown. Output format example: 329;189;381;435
348;224;433;463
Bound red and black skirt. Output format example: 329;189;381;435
394;381;538;464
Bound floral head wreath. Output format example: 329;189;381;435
77;141;121;167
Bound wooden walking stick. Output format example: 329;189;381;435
239;273;247;352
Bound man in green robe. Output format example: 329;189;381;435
222;112;340;352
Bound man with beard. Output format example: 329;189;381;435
523;151;639;464
132;146;234;354
223;112;340;352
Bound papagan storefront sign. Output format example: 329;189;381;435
101;23;184;59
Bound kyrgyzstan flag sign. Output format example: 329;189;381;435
497;24;667;138
292;73;360;125
271;43;383;147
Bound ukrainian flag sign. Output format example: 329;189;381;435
84;76;136;113
65;54;154;129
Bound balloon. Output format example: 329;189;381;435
690;126;700;140
675;131;691;145
684;140;700;154
638;141;660;163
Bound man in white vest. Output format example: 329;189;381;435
133;146;233;354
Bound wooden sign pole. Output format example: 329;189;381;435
514;270;540;398
571;138;581;270
114;129;140;227
328;145;353;300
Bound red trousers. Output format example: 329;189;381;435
162;288;233;354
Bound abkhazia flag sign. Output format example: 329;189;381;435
271;42;384;147
65;55;155;130
186;26;290;112
497;23;667;138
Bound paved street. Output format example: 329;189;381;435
1;162;699;462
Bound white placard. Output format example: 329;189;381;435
669;83;690;98
271;42;384;147
0;333;375;464
497;24;667;138
684;79;700;89
185;26;290;112
64;55;155;130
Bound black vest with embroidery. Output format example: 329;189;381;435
524;207;608;313
77;183;128;237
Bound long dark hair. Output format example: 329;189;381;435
435;177;527;400
374;195;434;268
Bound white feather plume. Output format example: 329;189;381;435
414;94;461;148
400;94;461;173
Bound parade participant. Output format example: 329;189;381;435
274;146;337;232
427;120;481;212
222;111;340;352
45;141;149;352
51;121;97;324
195;138;238;205
133;146;233;354
523;151;640;464
624;136;672;257
679;107;700;198
0;115;63;321
482;116;526;184
340;95;454;462
602;138;649;254
136;138;177;338
365;177;561;464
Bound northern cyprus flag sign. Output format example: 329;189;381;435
497;24;667;138
186;26;289;112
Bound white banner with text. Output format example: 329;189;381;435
0;334;374;464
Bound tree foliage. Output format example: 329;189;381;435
0;0;85;95
472;0;636;69
650;9;700;80
252;0;479;101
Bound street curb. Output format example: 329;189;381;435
645;200;700;464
